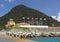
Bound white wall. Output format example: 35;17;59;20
19;25;48;28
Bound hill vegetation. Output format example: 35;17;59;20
0;5;59;26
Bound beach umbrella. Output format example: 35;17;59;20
39;18;42;20
31;17;34;20
27;17;29;20
44;18;46;21
22;17;26;22
22;17;25;19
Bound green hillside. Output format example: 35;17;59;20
0;5;59;26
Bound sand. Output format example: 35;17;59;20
0;31;36;42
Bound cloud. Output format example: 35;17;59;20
5;0;14;2
56;12;60;22
51;16;56;20
51;12;60;22
0;4;4;8
58;13;60;16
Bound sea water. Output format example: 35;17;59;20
30;37;60;42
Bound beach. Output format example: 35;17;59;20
5;35;35;42
0;31;35;42
1;31;60;42
0;32;18;42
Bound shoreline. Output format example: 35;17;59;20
1;31;60;42
0;31;36;42
5;35;36;42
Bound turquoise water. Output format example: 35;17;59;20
30;37;60;42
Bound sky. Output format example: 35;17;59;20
0;0;60;17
